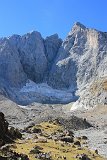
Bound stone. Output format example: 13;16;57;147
60;136;74;143
30;148;42;154
32;127;42;133
36;152;51;160
77;153;91;160
0;156;7;160
9;127;22;139
95;149;98;154
74;141;81;146
35;138;47;143
82;136;88;140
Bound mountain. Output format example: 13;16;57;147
48;22;107;110
0;22;107;108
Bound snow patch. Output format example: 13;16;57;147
19;80;75;103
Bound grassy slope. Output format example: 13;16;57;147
10;122;105;160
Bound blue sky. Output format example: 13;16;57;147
0;0;107;39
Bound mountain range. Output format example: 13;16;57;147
0;22;107;110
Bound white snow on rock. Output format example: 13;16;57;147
19;80;75;104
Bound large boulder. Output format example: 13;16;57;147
0;112;22;146
0;112;10;145
0;112;8;136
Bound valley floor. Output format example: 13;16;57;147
0;95;107;159
10;121;105;160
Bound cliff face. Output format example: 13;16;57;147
0;38;27;87
48;22;107;91
48;22;107;109
0;22;107;107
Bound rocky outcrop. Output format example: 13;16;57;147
0;112;9;146
0;112;22;147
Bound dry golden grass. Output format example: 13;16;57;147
12;139;104;160
11;122;105;160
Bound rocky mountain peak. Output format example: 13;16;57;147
73;22;86;29
68;22;86;36
45;33;60;40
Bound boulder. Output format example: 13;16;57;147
9;127;22;139
0;112;22;147
0;112;10;145
76;153;91;160
60;136;74;143
32;127;42;134
74;141;81;146
35;138;47;143
36;152;51;160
